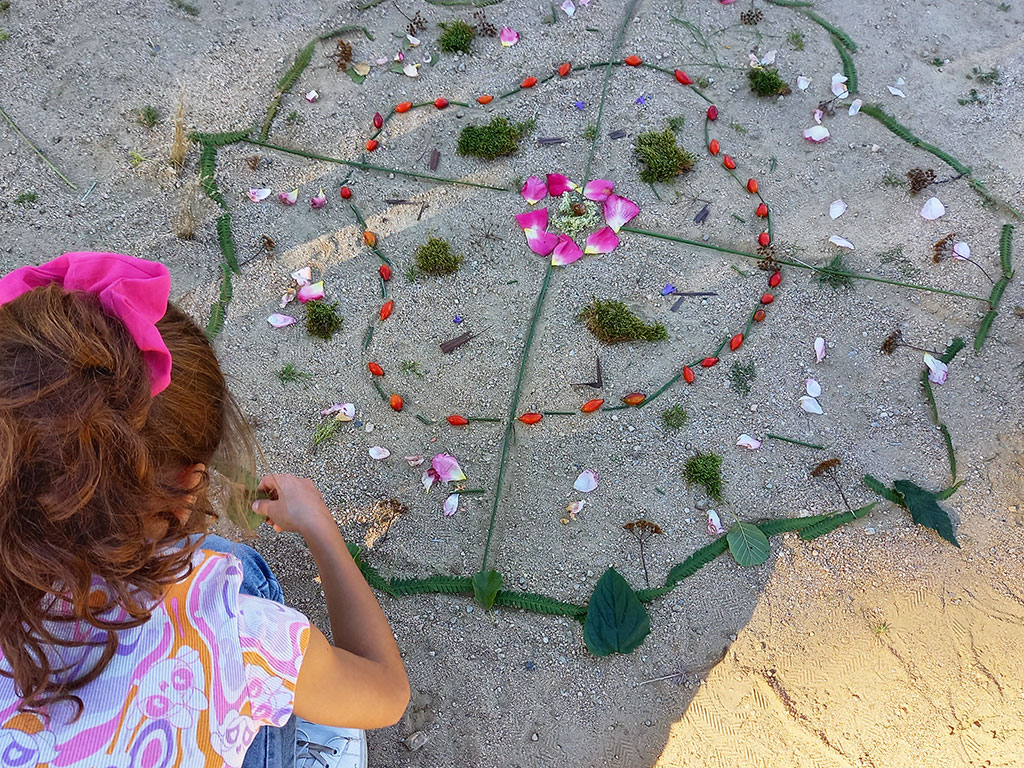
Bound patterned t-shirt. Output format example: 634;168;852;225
0;549;310;768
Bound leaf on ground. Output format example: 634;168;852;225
726;521;770;566
583;567;651;656
893;479;960;547
346;68;367;85
472;569;503;609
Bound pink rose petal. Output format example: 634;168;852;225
407;34;420;47
551;234;584;266
311;189;327;209
297;281;325;303
267;313;296;328
796;75;811;91
305;90;319;103
515;208;548;231
321;403;355;421
404;455;425;466
829;199;847;219
952;241;971;260
848;98;863;115
546;173;576;197
831;73;849;98
561;0;576;17
368;446;390;460
814;336;827;363
829;235;854;250
920;197;945;220
432;453;467;483
583;179;615;202
521;176;548;205
403;62;420;78
799;396;824;415
805;378;822;397
499;27;520;46
923;353;948;385
421;468;439;491
573;469;599;493
278;189;298;205
584;226;619;255
443;493;460;517
248;188;272;203
707;510;724;535
603;194;640;233
803;125;830;143
736;434;762;450
291;266;312;285
526;228;560;257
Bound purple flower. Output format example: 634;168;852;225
574;100;586;110
661;283;676;296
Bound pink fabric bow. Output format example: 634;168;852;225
0;252;173;395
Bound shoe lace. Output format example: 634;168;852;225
295;739;337;768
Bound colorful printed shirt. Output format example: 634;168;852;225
0;550;310;768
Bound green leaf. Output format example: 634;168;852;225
893;479;960;547
472;569;503;609
346;540;362;564
346;68;366;85
726;522;770;566
583;568;651;656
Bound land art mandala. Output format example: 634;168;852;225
189;0;1016;655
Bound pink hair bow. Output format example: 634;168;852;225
0;252;173;395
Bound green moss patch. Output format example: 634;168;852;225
684;452;724;501
662;405;689;430
305;300;343;340
415;237;464;276
748;66;790;97
438;20;474;53
457;117;534;160
578;299;668;344
635;127;696;183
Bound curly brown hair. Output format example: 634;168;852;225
0;283;254;716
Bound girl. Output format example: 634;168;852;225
0;252;409;768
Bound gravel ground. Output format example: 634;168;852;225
2;0;1023;765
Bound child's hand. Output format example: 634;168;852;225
252;474;336;538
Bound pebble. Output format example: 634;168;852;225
365;423;374;433
531;733;539;742
404;731;430;752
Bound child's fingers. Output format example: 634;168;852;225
256;473;283;498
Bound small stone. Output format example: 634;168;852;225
404;731;430;752
531;733;539;742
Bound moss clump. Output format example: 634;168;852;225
438;20;475;53
136;105;160;128
578;299;668;344
457;117;534;160
305;300;343;340
728;361;756;395
635;127;697;183
684;452;724;502
415;237;464;276
814;253;854;291
748;66;790;97
662;404;688;430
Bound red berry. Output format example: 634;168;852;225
769;271;782;288
746;178;759;194
758;232;771;247
581;398;604;413
395;101;412;113
521;76;538;88
389;394;403;412
624;55;642;66
707;105;719;121
674;69;693;85
340;186;352;199
708;139;720;156
700;357;719;368
447;414;469;426
434;97;449;109
365;139;379;151
729;333;744;351
373;112;383;129
683;366;695;384
756;202;768;218
753;308;766;322
518;412;543;424
379;300;394;321
379;264;391;281
623;392;646;406
558;62;571;77
723;154;736;170
368;362;384;376
761;293;774;305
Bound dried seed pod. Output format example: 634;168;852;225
389;394;404;411
379;300;394;320
518;412;543;424
368;362;384;376
395;101;413;113
683;366;695;384
581;398;604;413
623;392;646;406
447;414;469;426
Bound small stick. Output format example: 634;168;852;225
440;326;490;354
465;416;502;422
458;488;487;495
537;137;568;145
541;410;575;416
638;671;688;686
414;414;432;425
671;291;718;297
0;104;77;190
429;149;440;171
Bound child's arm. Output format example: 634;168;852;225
252;474;410;729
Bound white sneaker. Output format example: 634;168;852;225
294;718;367;768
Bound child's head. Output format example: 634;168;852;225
0;278;251;712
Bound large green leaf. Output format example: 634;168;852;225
726;522;770;566
893;479;960;547
472;569;503;609
583;568;651;656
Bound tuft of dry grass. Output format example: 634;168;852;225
172;181;200;240
169;90;188;173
